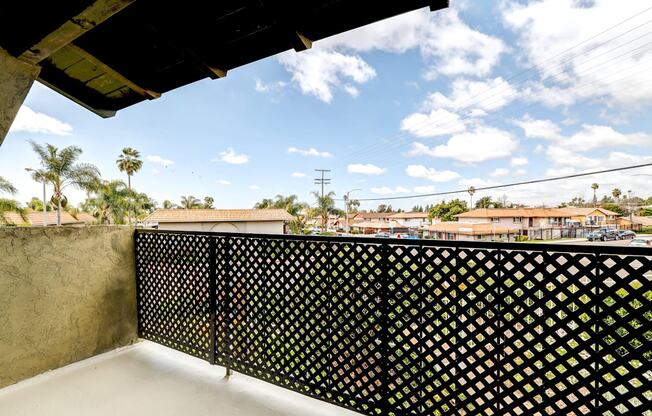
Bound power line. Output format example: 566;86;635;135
350;162;652;202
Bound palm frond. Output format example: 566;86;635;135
0;176;17;194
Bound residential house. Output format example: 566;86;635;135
350;212;395;223
350;220;409;235
388;211;433;229
455;208;572;239
143;209;294;234
618;215;652;231
424;222;519;241
560;207;621;226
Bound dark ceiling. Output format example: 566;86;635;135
0;1;447;117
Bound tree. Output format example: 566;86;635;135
162;200;175;209
0;176;26;224
116;148;143;225
180;195;201;209
81;180;130;224
474;196;504;209
203;196;215;209
467;186;476;208
429;199;468;222
347;199;360;214
612;188;622;204
312;191;337;231
27;197;52;211
591;183;599;207
255;194;308;234
29;141;100;226
601;203;625;216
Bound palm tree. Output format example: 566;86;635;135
180;195;201;209
591;183;599;207
82;180;130;224
162;200;175;209
612;188;622;204
0;176;25;224
311;191;337;231
116;148;142;225
29;141;100;226
467;186;476;208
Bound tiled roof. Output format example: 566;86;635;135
389;212;430;219
144;209;294;223
456;208;571;218
350;220;407;230
629;216;652;226
427;222;520;235
559;207;621;217
353;212;395;220
1;210;85;226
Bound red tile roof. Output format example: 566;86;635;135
144;209;294;223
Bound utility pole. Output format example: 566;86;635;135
314;169;331;199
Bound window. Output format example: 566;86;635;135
491;217;499;223
513;217;522;223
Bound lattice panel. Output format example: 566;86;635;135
135;231;652;416
135;232;212;359
500;250;597;416
330;241;384;414
597;254;652;416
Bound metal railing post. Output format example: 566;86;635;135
208;236;217;365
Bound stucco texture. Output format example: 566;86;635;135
0;226;138;388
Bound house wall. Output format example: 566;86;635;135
0;226;138;388
156;220;285;234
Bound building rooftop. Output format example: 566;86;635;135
0;341;358;416
1;210;91;226
388;211;430;219
144;208;294;223
560;207;621;217
428;221;519;235
456;207;573;218
0;1;445;118
351;220;406;230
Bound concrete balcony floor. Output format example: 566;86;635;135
0;341;359;416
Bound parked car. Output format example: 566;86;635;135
375;232;391;238
587;229;619;241
630;237;652;247
617;230;636;240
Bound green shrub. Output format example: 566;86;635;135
515;235;529;242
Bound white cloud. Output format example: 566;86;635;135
515;168;527;176
490;168;510;177
213;148;249;165
151;168;159;174
514;115;562;140
414;185;436;193
511;157;528;166
291;172;306;178
254;78;287;93
459;177;501;188
347;163;386;175
277;49;376;103
561;124;652;151
9;105;73;136
277;8;506;101
146;155;175;167
503;0;652;107
407;126;518;163
249;185;261;190
545;167;575;177
287;146;333;157
545;145;599;169
405;165;460;182
370;186;410;195
400;108;466;138
425;77;517;113
218;179;231;185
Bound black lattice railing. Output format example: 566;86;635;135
135;230;652;416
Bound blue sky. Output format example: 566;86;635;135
2;0;652;210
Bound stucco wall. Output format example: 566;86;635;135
0;226;138;388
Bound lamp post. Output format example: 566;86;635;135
343;188;361;234
25;167;47;227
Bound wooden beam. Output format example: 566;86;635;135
65;44;160;100
291;31;312;52
19;0;136;64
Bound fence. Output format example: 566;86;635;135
135;229;651;416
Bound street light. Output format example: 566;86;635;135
343;189;362;234
25;167;47;227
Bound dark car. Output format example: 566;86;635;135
617;230;636;240
587;229;619;241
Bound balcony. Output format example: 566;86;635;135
1;227;650;415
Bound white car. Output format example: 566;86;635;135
629;237;652;247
